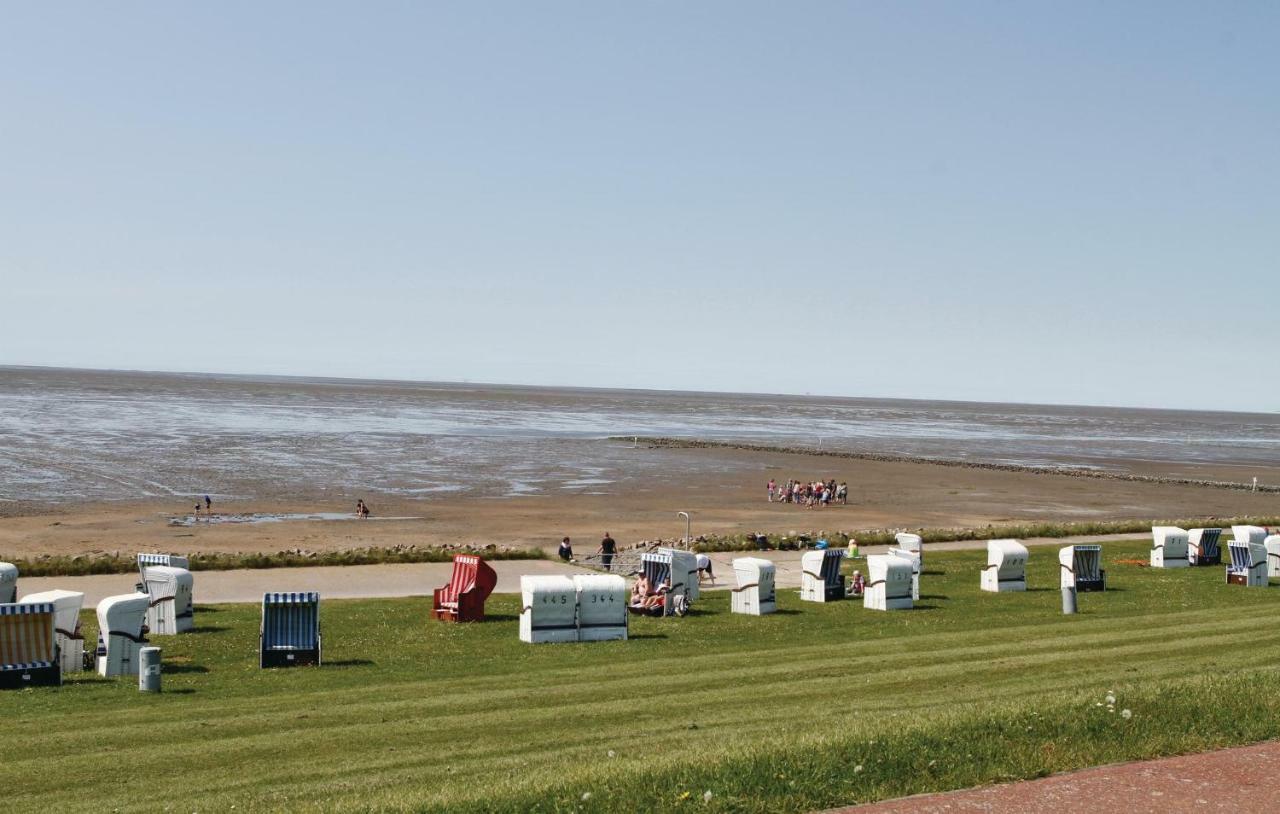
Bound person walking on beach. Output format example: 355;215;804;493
193;502;201;521
767;479;776;503
204;494;212;512
558;536;573;562
597;532;617;571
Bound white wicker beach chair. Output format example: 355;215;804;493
887;548;921;601
730;557;776;616
142;565;194;635
894;533;924;567
980;539;1028;592
800;549;846;602
519;575;578;644
1232;525;1268;546
1150;527;1190;568
573;574;627;641
864;554;913;611
1059;545;1105;592
95;592;150;677
658;548;700;601
1266;536;1280;579
0;563;16;604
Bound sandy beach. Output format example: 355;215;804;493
2;446;1275;561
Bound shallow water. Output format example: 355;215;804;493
1;366;1277;505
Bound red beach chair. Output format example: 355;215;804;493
432;554;497;622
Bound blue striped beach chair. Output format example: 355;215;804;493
1188;528;1222;566
260;592;322;668
0;602;61;688
1226;542;1268;588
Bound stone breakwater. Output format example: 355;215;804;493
615;437;1280;494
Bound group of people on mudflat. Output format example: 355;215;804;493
767;478;848;507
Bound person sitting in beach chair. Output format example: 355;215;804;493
628;573;667;613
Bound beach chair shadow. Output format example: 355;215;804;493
164;662;210;674
188;625;230;634
326;659;375;668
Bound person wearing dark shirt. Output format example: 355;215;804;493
597;532;617;571
558;537;573;562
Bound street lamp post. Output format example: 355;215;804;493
677;511;691;546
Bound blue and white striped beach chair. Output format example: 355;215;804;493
260;592;322;668
0;602;61;688
1188;528;1222;566
1226;542;1268;588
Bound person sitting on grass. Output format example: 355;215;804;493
849;570;866;597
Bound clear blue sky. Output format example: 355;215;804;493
2;2;1276;411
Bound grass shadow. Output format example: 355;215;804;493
482;614;519;623
188;625;231;634
920;595;949;601
164;663;210;674
326;659;376;668
912;603;941;610
626;633;669;640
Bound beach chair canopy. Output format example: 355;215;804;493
733;558;776;596
1232;525;1268;546
97;593;149;643
262;592;320;651
864;554;913;610
0;602;57;671
1188;528;1222;565
986;539;1028;580
895;533;923;563
136;553;190;580
20;590;84;640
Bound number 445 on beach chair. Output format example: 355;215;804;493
433;554;497;622
260;592;321;668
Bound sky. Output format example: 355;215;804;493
1;2;1276;412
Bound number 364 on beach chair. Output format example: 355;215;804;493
432;554;497;622
261;592;322;667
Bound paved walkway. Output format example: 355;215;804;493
830;740;1280;813
16;532;1148;608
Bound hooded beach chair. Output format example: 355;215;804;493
1266;536;1280;579
573;574;627;641
887;548;921;601
0;563;16;604
142;565;194;635
1226;541;1268;588
864;554;913;611
1150;527;1190;568
631;552;682;617
95;592;150;677
0;602;60;688
658;548;699;601
260;592;321;667
1232;525;1268;546
895;533;924;567
432;554;497;622
980;539;1028;592
20;590;85;674
1059;544;1105;592
1188;528;1223;566
730;557;776;616
800;549;846;602
519;575;578;643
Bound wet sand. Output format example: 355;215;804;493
2;447;1276;561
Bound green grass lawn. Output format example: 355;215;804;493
6;541;1280;813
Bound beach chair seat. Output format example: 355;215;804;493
730;557;776;616
0;602;61;688
1226;541;1268;588
432;554;497;622
142;565;195;635
658;548;699;601
574;574;627;641
895;533;924;567
20;590;86;674
1059;544;1105;592
800;549;846;602
633;552;683;617
1188;528;1222;566
980;539;1028;592
1150;527;1190;568
95;593;150;677
887;548;921;600
260;592;321;667
519;576;578;643
1266;536;1280;579
864;554;913;611
0;562;16;604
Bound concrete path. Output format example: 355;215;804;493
829;740;1280;813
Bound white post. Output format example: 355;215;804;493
677;511;691;547
1253;477;1258;493
633;436;638;449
